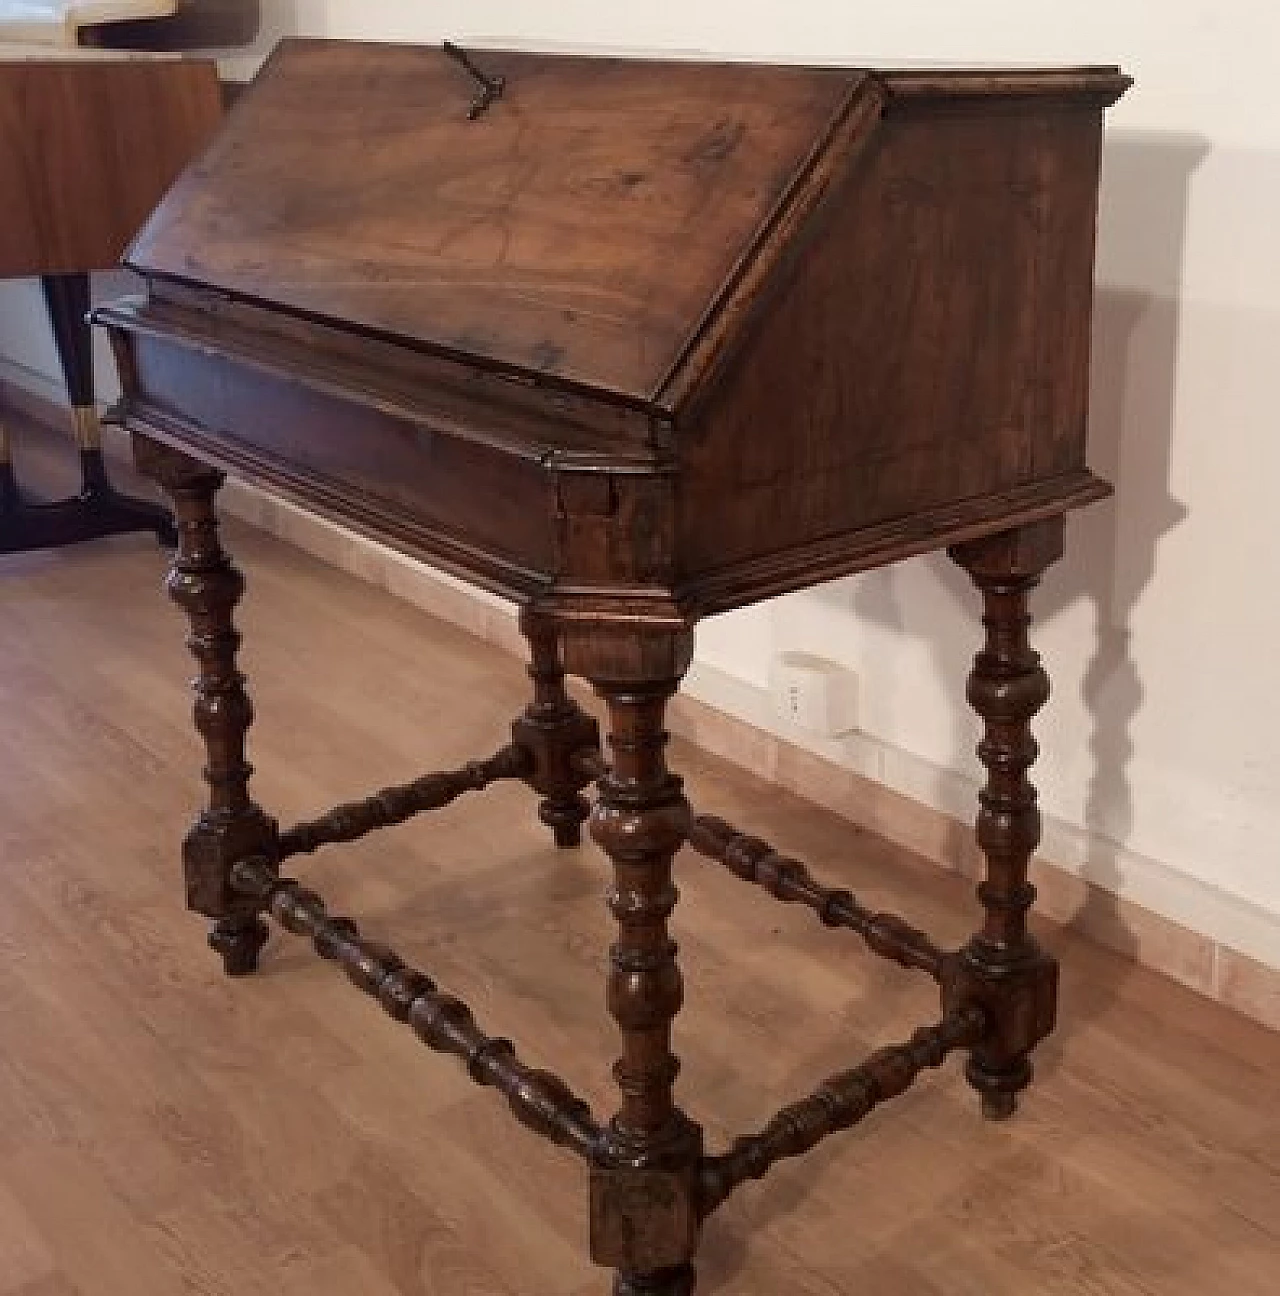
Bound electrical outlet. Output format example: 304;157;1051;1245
768;651;859;737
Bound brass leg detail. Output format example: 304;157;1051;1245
71;404;102;453
946;519;1063;1119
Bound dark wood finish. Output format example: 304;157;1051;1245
944;519;1064;1119
584;635;703;1293
100;41;1129;1294
698;1008;985;1217
687;814;945;977
0;52;220;553
138;438;278;975
276;743;531;860
126;40;860;405
101;50;1127;624
229;857;603;1159
42;273;96;409
440;40;507;121
512;608;600;848
677;102;1109;581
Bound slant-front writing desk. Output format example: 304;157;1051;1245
97;40;1130;1295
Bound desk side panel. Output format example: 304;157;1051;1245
675;101;1107;590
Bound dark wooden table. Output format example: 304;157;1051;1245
98;40;1130;1294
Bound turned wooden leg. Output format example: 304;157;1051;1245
136;436;277;975
945;519;1063;1120
511;607;599;848
568;627;702;1295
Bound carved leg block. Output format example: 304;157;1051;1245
512;608;600;847
611;1265;698;1296
590;1165;700;1276
569;627;703;1292
947;519;1063;1119
941;947;1058;1119
136;434;277;975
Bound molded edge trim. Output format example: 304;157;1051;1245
677;472;1113;616
880;67;1132;108
653;73;885;415
117;400;553;603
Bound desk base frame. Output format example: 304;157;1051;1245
144;441;1064;1296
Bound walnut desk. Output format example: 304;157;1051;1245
97;40;1130;1296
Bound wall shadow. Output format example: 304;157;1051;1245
815;130;1205;1048
1043;132;1204;1039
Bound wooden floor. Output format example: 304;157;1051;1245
1;504;1278;1294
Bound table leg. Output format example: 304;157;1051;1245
570;628;703;1295
0;275;178;551
947;518;1064;1119
136;436;277;976
40;273;178;546
512;608;599;848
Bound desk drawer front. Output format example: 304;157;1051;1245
126;331;556;586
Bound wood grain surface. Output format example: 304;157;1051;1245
127;40;859;403
0;54;221;278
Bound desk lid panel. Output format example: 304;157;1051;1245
126;39;860;409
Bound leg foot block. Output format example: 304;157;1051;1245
968;1056;1031;1121
540;795;589;849
514;609;600;850
943;946;1054;1119
591;1160;700;1275
979;1089;1019;1122
209;916;269;977
614;1265;697;1296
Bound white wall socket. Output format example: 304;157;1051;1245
769;651;859;737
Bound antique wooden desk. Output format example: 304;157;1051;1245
97;40;1130;1295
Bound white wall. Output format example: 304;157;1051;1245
3;2;1277;967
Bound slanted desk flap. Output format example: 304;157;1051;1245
124;39;863;412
